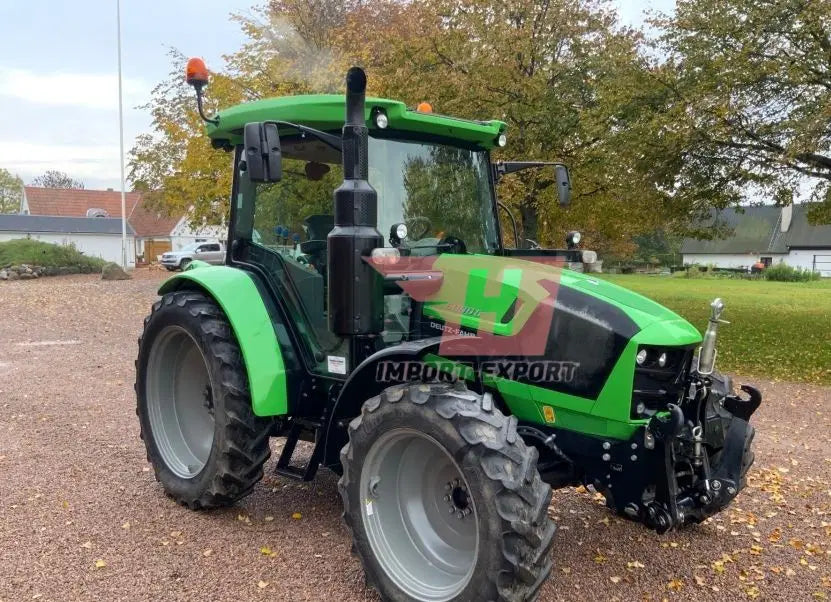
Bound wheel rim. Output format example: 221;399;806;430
146;326;215;479
360;428;478;601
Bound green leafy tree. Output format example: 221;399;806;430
363;0;698;256
0;168;24;213
30;170;84;189
654;0;831;223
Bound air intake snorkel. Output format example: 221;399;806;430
697;298;727;375
328;67;384;338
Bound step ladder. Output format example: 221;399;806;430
274;418;325;481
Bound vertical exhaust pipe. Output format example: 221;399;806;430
328;67;384;336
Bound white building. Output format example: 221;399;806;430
0;214;137;267
681;204;831;276
21;186;224;263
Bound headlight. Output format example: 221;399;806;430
374;110;388;129
496;133;507;147
631;345;695;419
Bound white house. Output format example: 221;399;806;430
681;204;831;276
0;214;137;267
21;186;224;263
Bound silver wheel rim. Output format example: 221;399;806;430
146;326;215;479
360;428;478;601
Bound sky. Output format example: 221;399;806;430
0;0;675;191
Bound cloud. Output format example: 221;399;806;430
0;141;122;185
0;68;149;110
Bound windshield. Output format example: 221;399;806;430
234;136;499;255
178;242;201;252
369;138;499;253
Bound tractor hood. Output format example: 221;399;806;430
406;254;701;401
556;269;688;330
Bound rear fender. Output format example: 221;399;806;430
158;265;288;416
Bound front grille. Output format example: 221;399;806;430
631;346;694;418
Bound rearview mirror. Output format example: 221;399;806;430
243;122;282;182
555;165;571;207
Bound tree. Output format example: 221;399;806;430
360;0;697;255
30;170;85;189
654;0;831;223
0;168;24;213
129;0;727;256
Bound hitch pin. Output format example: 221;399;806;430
692;425;704;467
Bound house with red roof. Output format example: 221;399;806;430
19;187;224;263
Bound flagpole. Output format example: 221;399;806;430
117;0;128;268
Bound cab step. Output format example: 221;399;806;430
274;418;324;481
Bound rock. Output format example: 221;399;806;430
0;270;7;281
101;262;131;281
7;271;19;281
44;267;59;277
18;273;34;280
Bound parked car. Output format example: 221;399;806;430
160;241;225;271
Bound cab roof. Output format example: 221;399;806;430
206;94;506;149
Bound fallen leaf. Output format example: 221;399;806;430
745;585;760;599
694;575;706;586
627;560;645;569
260;546;276;557
667;578;684;591
80;541;92;549
610;576;622;584
257;580;269;589
264;515;274;522
93;559;106;569
291;512;302;520
121;522;130;530
202;549;213;557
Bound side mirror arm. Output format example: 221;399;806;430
497;201;521;249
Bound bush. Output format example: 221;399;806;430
0;238;107;271
763;263;820;282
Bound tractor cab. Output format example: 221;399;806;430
205;89;577;379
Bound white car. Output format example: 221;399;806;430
160;241;226;271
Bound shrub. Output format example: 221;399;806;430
763;263;820;282
0;238;107;271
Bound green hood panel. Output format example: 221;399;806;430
558;270;688;330
158;264;288;416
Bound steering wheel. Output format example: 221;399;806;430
439;235;467;254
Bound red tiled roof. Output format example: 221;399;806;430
24;187;180;237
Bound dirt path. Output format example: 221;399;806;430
0;271;828;601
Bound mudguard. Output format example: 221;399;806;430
158;263;288;416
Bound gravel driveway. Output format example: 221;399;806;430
0;271;828;601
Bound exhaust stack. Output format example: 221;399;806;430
328;67;384;336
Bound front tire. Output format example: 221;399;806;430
179;258;192;271
135;291;272;509
339;382;555;602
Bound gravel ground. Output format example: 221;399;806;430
0;270;829;602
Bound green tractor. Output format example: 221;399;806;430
135;61;761;601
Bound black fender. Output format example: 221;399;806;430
322;337;444;466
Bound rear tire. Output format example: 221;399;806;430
339;382;555;602
135;290;272;509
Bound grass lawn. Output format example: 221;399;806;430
601;274;831;385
